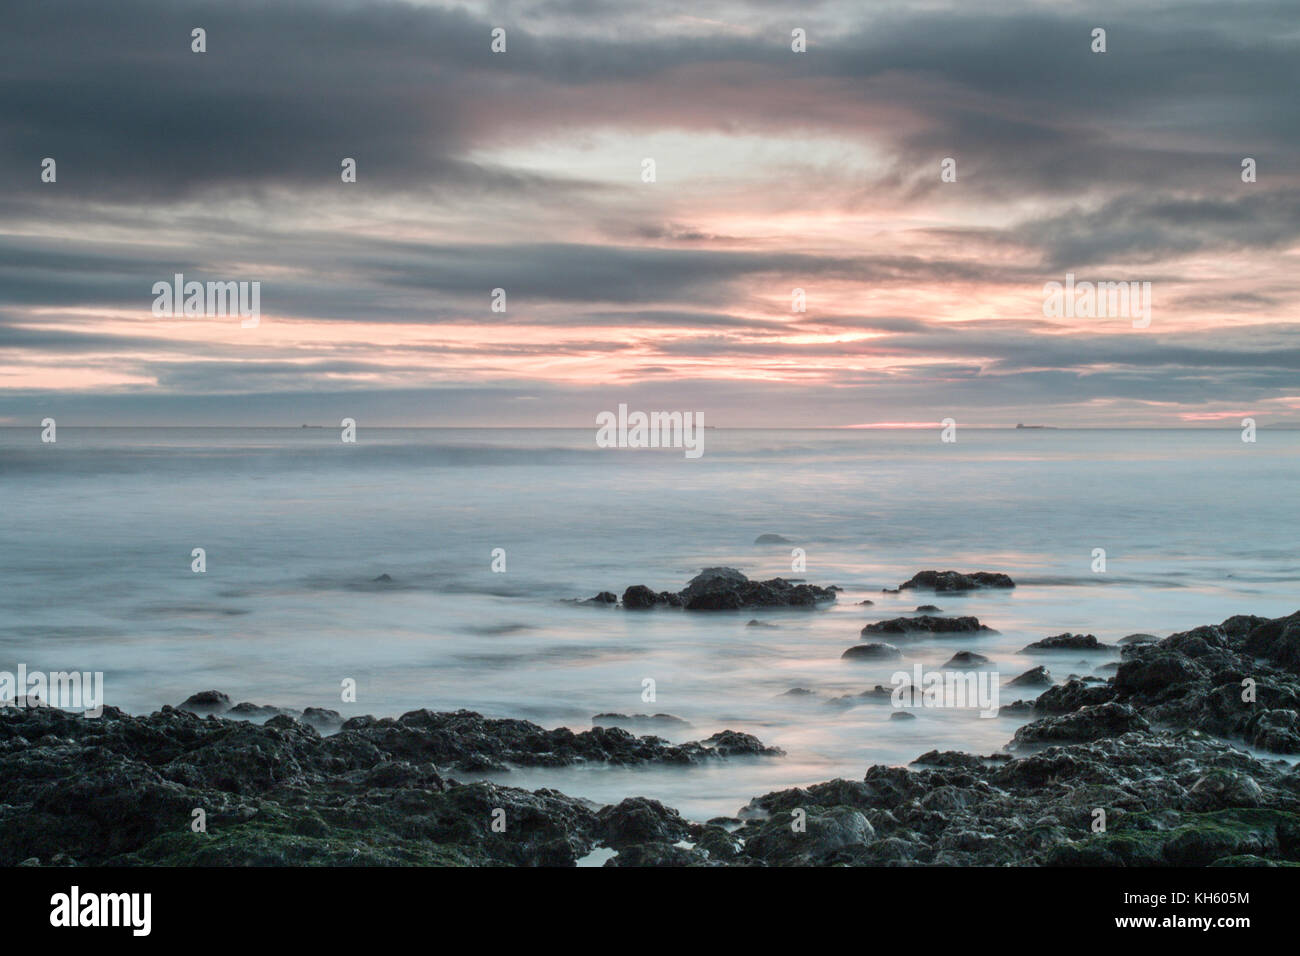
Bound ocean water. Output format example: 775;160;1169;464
1;426;1297;819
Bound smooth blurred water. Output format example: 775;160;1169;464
1;426;1296;818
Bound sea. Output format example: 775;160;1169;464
1;426;1296;820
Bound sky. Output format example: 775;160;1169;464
2;0;1298;427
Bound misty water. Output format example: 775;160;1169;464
2;426;1297;819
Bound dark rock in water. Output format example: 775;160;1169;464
841;642;903;661
587;591;618;605
746;619;778;628
227;702;288;719
997;700;1036;716
781;688;817;697
1021;633;1108;652
863;615;994;636
897;570;1015;592
621;585;659;609
1008;666;1053;688
702;730;784;757
1034;678;1115;713
858;599;875;606
944;651;990;667
593;713;691;731
678;567;836;611
915;605;942;612
1119;633;1159;645
597;797;691;849
754;533;794;544
890;711;917;721
372;573;393;583
1010;702;1149;748
0;701;789;867
178;690;231;714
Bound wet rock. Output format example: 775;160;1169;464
587;591;618;605
1021;633;1109;652
592;713;691;731
1010;702;1149;748
863;615;994;636
754;534;794;544
746;619;779;628
178;691;232;714
603;843;714;867
621;585;659;609
842;642;903;661
915;605;942;612
1119;633;1159;645
897;570;1015;592
890;711;917;721
741;806;875;865
678;567;836;611
944;651;990;667
858;599;875;606
596;797;691;849
1034;679;1115;713
1008;666;1053;688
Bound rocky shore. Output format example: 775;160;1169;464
2;602;1299;867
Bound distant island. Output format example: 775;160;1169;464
1014;423;1057;429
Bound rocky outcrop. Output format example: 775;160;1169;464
0;700;786;867
1021;633;1109;652
594;568;836;611
862;615;994;636
895;570;1015;592
842;642;903;661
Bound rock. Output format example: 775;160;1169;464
862;615;994;636
596;797;691;849
746;619;778;628
897;570;1015;592
858;599;875;606
944;651;990;667
841;642;903;661
621;585;659;609
1119;633;1159;645
915;605;942;612
754;534;794;544
890;711;917;721
1034;679;1115;713
741;806;875;865
678;567;836;611
1007;666;1053;688
1021;633;1109;652
372;573;393;583
1010;702;1150;748
603;844;714;867
781;688;817;697
178;691;232;714
587;591;618;605
592;713;691;731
